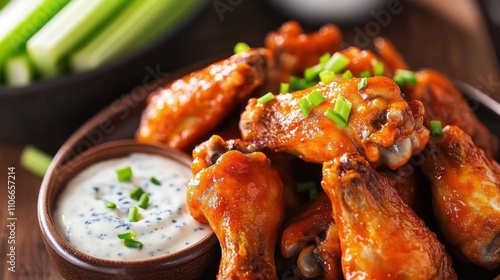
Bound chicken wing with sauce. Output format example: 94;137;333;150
240;76;429;170
136;48;269;151
322;153;456;279
420;125;500;269
187;141;285;279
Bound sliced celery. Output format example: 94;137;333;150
27;0;128;78
5;52;34;86
0;0;10;11
20;145;53;178
70;0;203;72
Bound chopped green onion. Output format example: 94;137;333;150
326;108;348;128
117;231;136;240
373;61;385;76
5;52;35;86
130;187;144;201
324;52;350;73
309;188;319;200
304;64;322;81
358;77;368;91
342;70;353;80
334;96;353;122
319;69;335;84
128;207;139;222
257;92;275;104
123;239;143;249
104;200;116;209
306;90;325;106
296;181;316;193
393;69;417;87
358;70;371;78
279;82;290;94
430;120;443;136
319;52;331;67
298;97;312;118
233;42;250;54
20;145;53;178
116;166;133;182
150;177;161;186
138;193;149;209
290;76;317;91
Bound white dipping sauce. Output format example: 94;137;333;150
54;153;211;261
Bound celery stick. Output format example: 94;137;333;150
70;0;203;72
20;145;53;178
0;0;10;11
5;52;35;86
27;0;128;78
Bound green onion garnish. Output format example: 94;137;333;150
319;52;331;67
128;207;139;222
296;181;316;193
306;90;325;106
289;76;317;91
104;200;116;209
333;96;353;122
257;92;275;104
430;120;443;136
326;108;348;128
358;77;368;91
319;69;335;84
233;42;250;54
373;61;385;76
358;70;371;78
342;70;353;80
138;193;149;209
279;82;290;94
304;64;323;81
393;69;417;88
20;145;53;178
123;239;143;249
324;52;350;73
117;231;136;240
150;177;161;186
130;187;145;201
116;166;133;182
298;97;312;118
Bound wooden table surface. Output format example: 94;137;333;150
1;0;499;279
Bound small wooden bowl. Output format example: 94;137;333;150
38;140;219;280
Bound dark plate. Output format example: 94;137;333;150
46;57;500;279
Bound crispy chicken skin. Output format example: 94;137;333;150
405;69;499;158
373;37;410;76
136;48;269;151
187;148;285;279
240;76;429;170
321;153;457;280
420;125;500;269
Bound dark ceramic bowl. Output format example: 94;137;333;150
38;140;219;280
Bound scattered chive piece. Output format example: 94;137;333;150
373;61;385;76
104;200;116;209
150;177;161;186
296;181;316;193
358;77;368;91
319;52;331;67
233;42;250;54
117;231;136;240
130;187;145;201
257;92;275;104
342;70;353;80
123;239;143;249
279;82;290;94
304;64;323;81
319;69;335;84
128;207;139;222
298;97;313;117
334;96;353;122
116;166;133;182
289;75;317;91
393;69;417;87
358;70;371;78
307;90;325;106
20;145;53;178
430;120;443;136
309;188;319;200
138;193;150;209
324;52;350;73
326;108;348;128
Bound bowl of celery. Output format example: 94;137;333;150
0;0;205;142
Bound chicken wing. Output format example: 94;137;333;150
321;153;456;279
373;36;410;76
419;125;500;269
136;48;269;151
187;147;285;279
406;69;498;158
240;76;429;169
